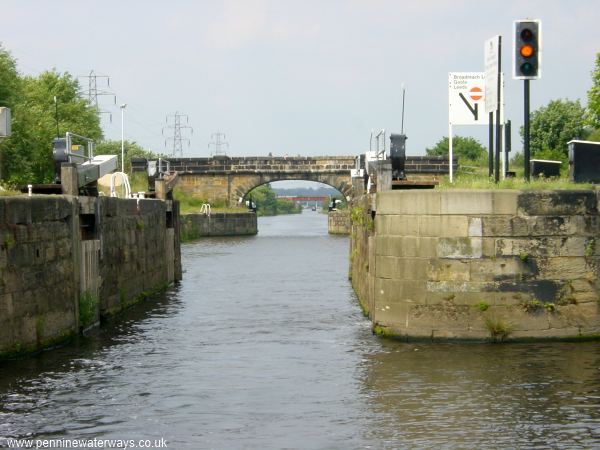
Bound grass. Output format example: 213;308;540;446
484;317;511;342
172;188;230;214
437;172;594;190
79;291;98;329
0;188;20;196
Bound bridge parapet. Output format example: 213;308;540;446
169;156;356;174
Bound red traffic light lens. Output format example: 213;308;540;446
521;28;534;41
520;44;534;58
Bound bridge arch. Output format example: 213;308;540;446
234;173;353;205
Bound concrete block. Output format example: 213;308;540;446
440;190;493;215
426;280;497;293
376;236;437;258
376;256;429;280
495;237;589;258
498;307;550;332
547;303;599;329
535;257;595;280
481;238;496;257
469;258;528;282
377;191;441;215
407;302;471;328
517;190;597;216
481;216;529;237
375;278;427;304
468;217;482;237
4;198;32;225
491;191;520;215
419;215;468;237
438;237;482;259
377;214;419;236
528;216;588;237
427;259;470;282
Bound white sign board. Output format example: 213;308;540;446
448;72;488;125
484;35;500;113
0;107;11;137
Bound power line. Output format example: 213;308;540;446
208;131;229;156
79;70;116;122
163;111;193;157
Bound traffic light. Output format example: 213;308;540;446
514;19;541;79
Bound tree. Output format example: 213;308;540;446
426;136;486;162
587;53;600;129
0;45;19;107
0;45;21;181
1;68;102;184
522;99;586;160
248;183;301;216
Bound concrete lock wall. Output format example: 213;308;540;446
328;210;351;235
0;195;181;358
180;212;257;240
351;189;600;342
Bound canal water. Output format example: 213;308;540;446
1;212;600;449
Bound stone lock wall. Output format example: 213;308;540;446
180;212;257;240
0;195;181;358
0;197;79;357
351;189;600;341
328;210;351;235
93;197;179;316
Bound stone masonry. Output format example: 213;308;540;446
0;195;181;358
351;189;600;341
180;212;257;240
328;210;351;235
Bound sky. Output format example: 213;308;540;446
0;0;598;161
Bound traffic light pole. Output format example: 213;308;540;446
488;112;494;178
523;79;531;181
494;37;502;183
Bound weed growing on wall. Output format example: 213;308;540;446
79;291;98;329
585;239;596;258
484;317;511;342
351;207;365;225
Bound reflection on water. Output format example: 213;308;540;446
1;212;599;449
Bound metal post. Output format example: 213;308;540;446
494;111;500;183
449;122;453;183
494;36;502;183
53;96;59;138
120;104;127;172
524;80;530;181
488;112;494;177
504;120;511;175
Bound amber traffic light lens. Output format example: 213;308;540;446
520;44;534;58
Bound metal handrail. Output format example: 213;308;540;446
66;131;95;162
200;203;211;217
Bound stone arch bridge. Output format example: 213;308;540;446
169;156;356;207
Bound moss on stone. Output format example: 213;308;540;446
1;329;75;360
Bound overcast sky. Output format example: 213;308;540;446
1;0;598;159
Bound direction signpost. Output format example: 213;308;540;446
448;72;488;182
485;35;502;182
